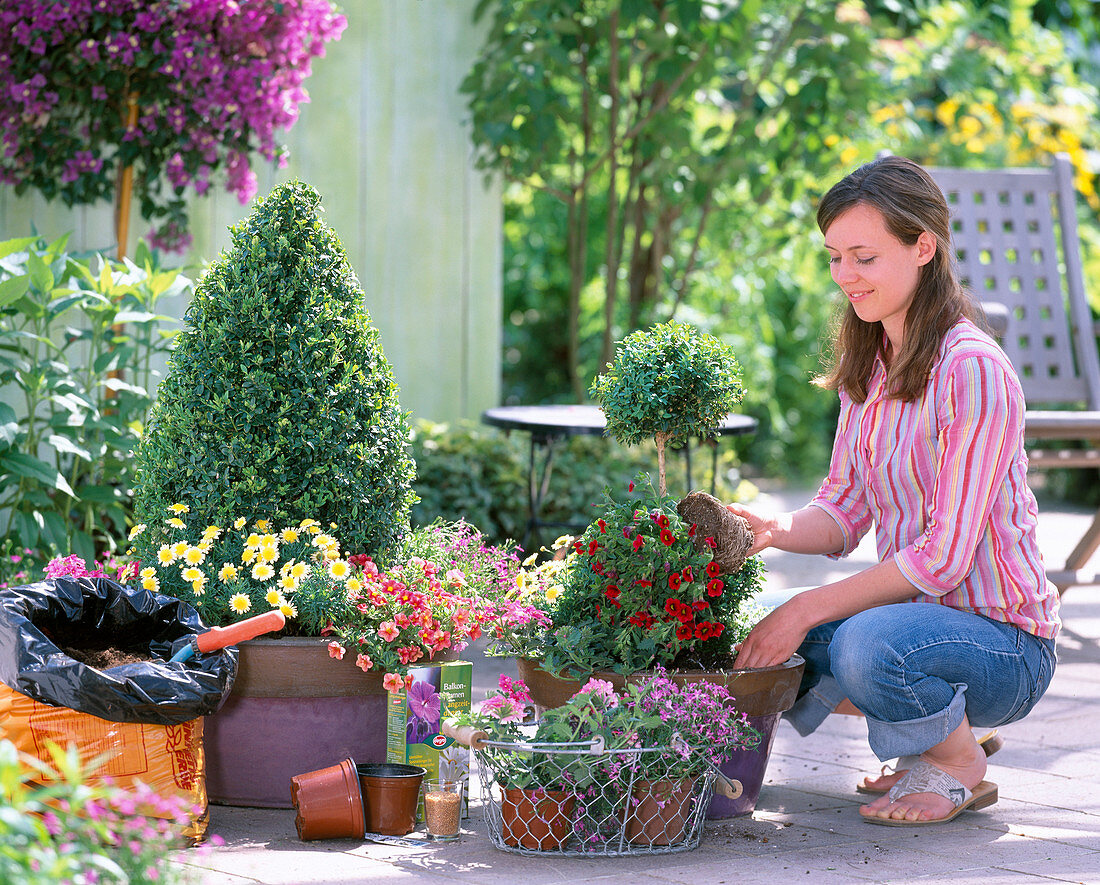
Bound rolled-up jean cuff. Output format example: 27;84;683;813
864;683;969;761
783;674;848;737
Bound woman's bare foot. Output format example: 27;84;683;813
859;720;988;823
857;729;1002;794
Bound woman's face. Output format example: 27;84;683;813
824;203;935;351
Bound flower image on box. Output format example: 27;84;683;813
406;673;443;745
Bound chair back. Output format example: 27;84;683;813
930;154;1100;410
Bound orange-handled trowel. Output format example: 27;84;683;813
169;610;286;662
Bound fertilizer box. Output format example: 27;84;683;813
386;660;473;818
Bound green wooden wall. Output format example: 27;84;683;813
0;0;502;423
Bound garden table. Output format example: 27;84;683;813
481;404;757;548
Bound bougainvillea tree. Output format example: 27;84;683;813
0;0;346;251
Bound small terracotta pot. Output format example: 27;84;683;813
500;786;575;850
623;777;695;846
290;757;365;841
358;763;426;836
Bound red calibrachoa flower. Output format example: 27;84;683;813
668;572;682;591
704;536;717;549
657;514;670;528
588;539;599;555
605;584;620;600
676;622;694;640
681;566;694;583
632;536;645;552
597;519;607;533
660;528;676;546
705;561;721;578
707;578;724;597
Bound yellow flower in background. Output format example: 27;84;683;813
157;546;175;565
265;589;283;606
202;526;222;542
167;517;186;529
313;533;337;550
183;546;206;565
234;517;247;530
279;575;298;592
218;564;238;583
329;559;350;580
192;580;206;596
169;503;189;514
181;566;203;582
552;535;572;550
290;562;307;579
346;577;362;593
522;552;538;567
259;534;278;548
255;519;271;532
252;562;275;581
281;528;300;543
128;524;147;540
241;548;257;564
142;576;160;593
516;572;529;592
546;585;563;603
245;533;262;548
279;601;298;619
229;593;251;614
140;567;156;579
259;545;279;563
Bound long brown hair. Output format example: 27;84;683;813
814;155;977;402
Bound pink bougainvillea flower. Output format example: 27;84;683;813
327;641;345;660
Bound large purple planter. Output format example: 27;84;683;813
204;638;389;808
706;711;783;818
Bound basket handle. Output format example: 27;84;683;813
714;770;743;800
442;718;489;750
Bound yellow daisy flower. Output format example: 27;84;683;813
157;546;175;565
259;545;279;563
255;519;271;532
279;575;298;592
229;593;251;614
128;524;147;540
522;552;538;567
259;534;278;548
290;562;308;579
313;533;337;550
298;518;319;529
183;546;206;565
192;580;206;596
233;517;247;530
241;548;257;564
345;577;363;593
281;528;300;543
172;541;187;557
181;566;204;582
168;503;189;514
252;562;275;581
265;590;283;606
140;567;157;579
167;517;186;529
202;526;222;542
142;576;160;593
546;585;563;603
218;564;238;583
245;533;262;549
328;559;350;580
279;601;298;619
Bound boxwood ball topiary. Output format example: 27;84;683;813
132;180;417;564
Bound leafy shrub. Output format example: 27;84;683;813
409;420;750;550
0;236;185;566
132;181;417;565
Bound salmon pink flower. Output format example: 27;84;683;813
327;641;345;660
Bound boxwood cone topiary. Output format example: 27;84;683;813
590;322;744;496
132;180;417;565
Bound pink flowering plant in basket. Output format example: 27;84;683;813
0;0;346;250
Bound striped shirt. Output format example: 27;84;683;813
810;317;1060;639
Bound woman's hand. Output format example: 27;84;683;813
725;502;779;555
733;598;811;669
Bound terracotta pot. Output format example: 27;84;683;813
204;637;388;807
290;757;365;841
358;763;426;836
623;777;695;846
500;786;575;850
594;654;805;818
515;657;590;711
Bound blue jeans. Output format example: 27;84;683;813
784;603;1057;761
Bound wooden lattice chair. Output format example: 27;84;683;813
930;153;1100;593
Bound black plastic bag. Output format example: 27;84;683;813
0;576;236;725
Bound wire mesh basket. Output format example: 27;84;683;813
447;724;740;857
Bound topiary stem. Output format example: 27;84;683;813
655;430;671;496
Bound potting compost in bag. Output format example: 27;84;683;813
0;576;238;840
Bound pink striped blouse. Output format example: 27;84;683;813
810;317;1060;639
